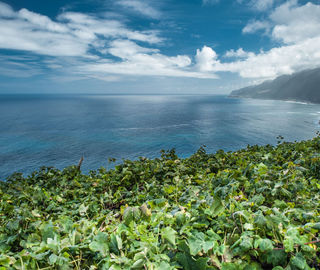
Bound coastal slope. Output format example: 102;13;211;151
1;138;320;268
230;67;320;103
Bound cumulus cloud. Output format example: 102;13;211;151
78;39;216;79
81;57;213;79
216;1;320;79
86;39;215;78
243;0;320;41
195;46;219;72
175;1;320;80
0;1;15;17
270;1;320;44
219;36;320;78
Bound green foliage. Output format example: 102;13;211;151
1;138;320;268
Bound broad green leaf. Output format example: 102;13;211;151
251;194;265;206
89;232;109;257
256;163;268;175
240;236;253;251
187;231;216;256
243;262;263;270
221;263;239;270
205;196;224;217
244;223;254;231
162;227;177;247
40;222;55;242
47;235;60;253
48;254;58;265
283;238;294;252
264;250;287;267
110;234;122;254
255;238;273;252
158;261;171;270
176;253;210;270
0;255;15;267
290;253;308;270
132;259;144;269
123;206;141;225
311;223;320;230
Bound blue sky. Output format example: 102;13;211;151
0;0;320;94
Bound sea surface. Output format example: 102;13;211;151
1;94;320;179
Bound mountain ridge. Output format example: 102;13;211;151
229;67;320;103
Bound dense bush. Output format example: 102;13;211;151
1;137;320;269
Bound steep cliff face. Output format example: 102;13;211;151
230;67;320;103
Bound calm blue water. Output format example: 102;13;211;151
1;94;320;179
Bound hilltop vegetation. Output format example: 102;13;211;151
1;137;320;269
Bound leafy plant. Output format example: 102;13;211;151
1;137;320;269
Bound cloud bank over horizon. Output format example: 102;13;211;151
0;0;320;93
200;0;320;79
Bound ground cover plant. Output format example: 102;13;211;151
1;137;320;269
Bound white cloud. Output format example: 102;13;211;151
270;1;320;44
80;60;215;79
251;0;274;11
117;0;161;19
0;5;162;58
242;20;270;34
243;1;320;42
237;0;274;11
0;2;218;80
78;39;216;79
195;46;219;72
225;1;320;79
204;1;320;79
0;2;14;17
58;12;162;43
108;39;159;59
219;36;320;78
19;8;69;33
225;48;253;58
0;19;89;56
0;55;44;77
1;0;320;84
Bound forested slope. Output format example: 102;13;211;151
230;67;320;103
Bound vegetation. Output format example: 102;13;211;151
1;137;320;269
229;67;320;103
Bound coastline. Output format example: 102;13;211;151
229;95;317;105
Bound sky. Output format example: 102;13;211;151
0;0;320;94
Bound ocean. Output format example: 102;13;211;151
1;94;320;179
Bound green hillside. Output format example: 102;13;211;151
229;67;320;104
1;137;320;269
